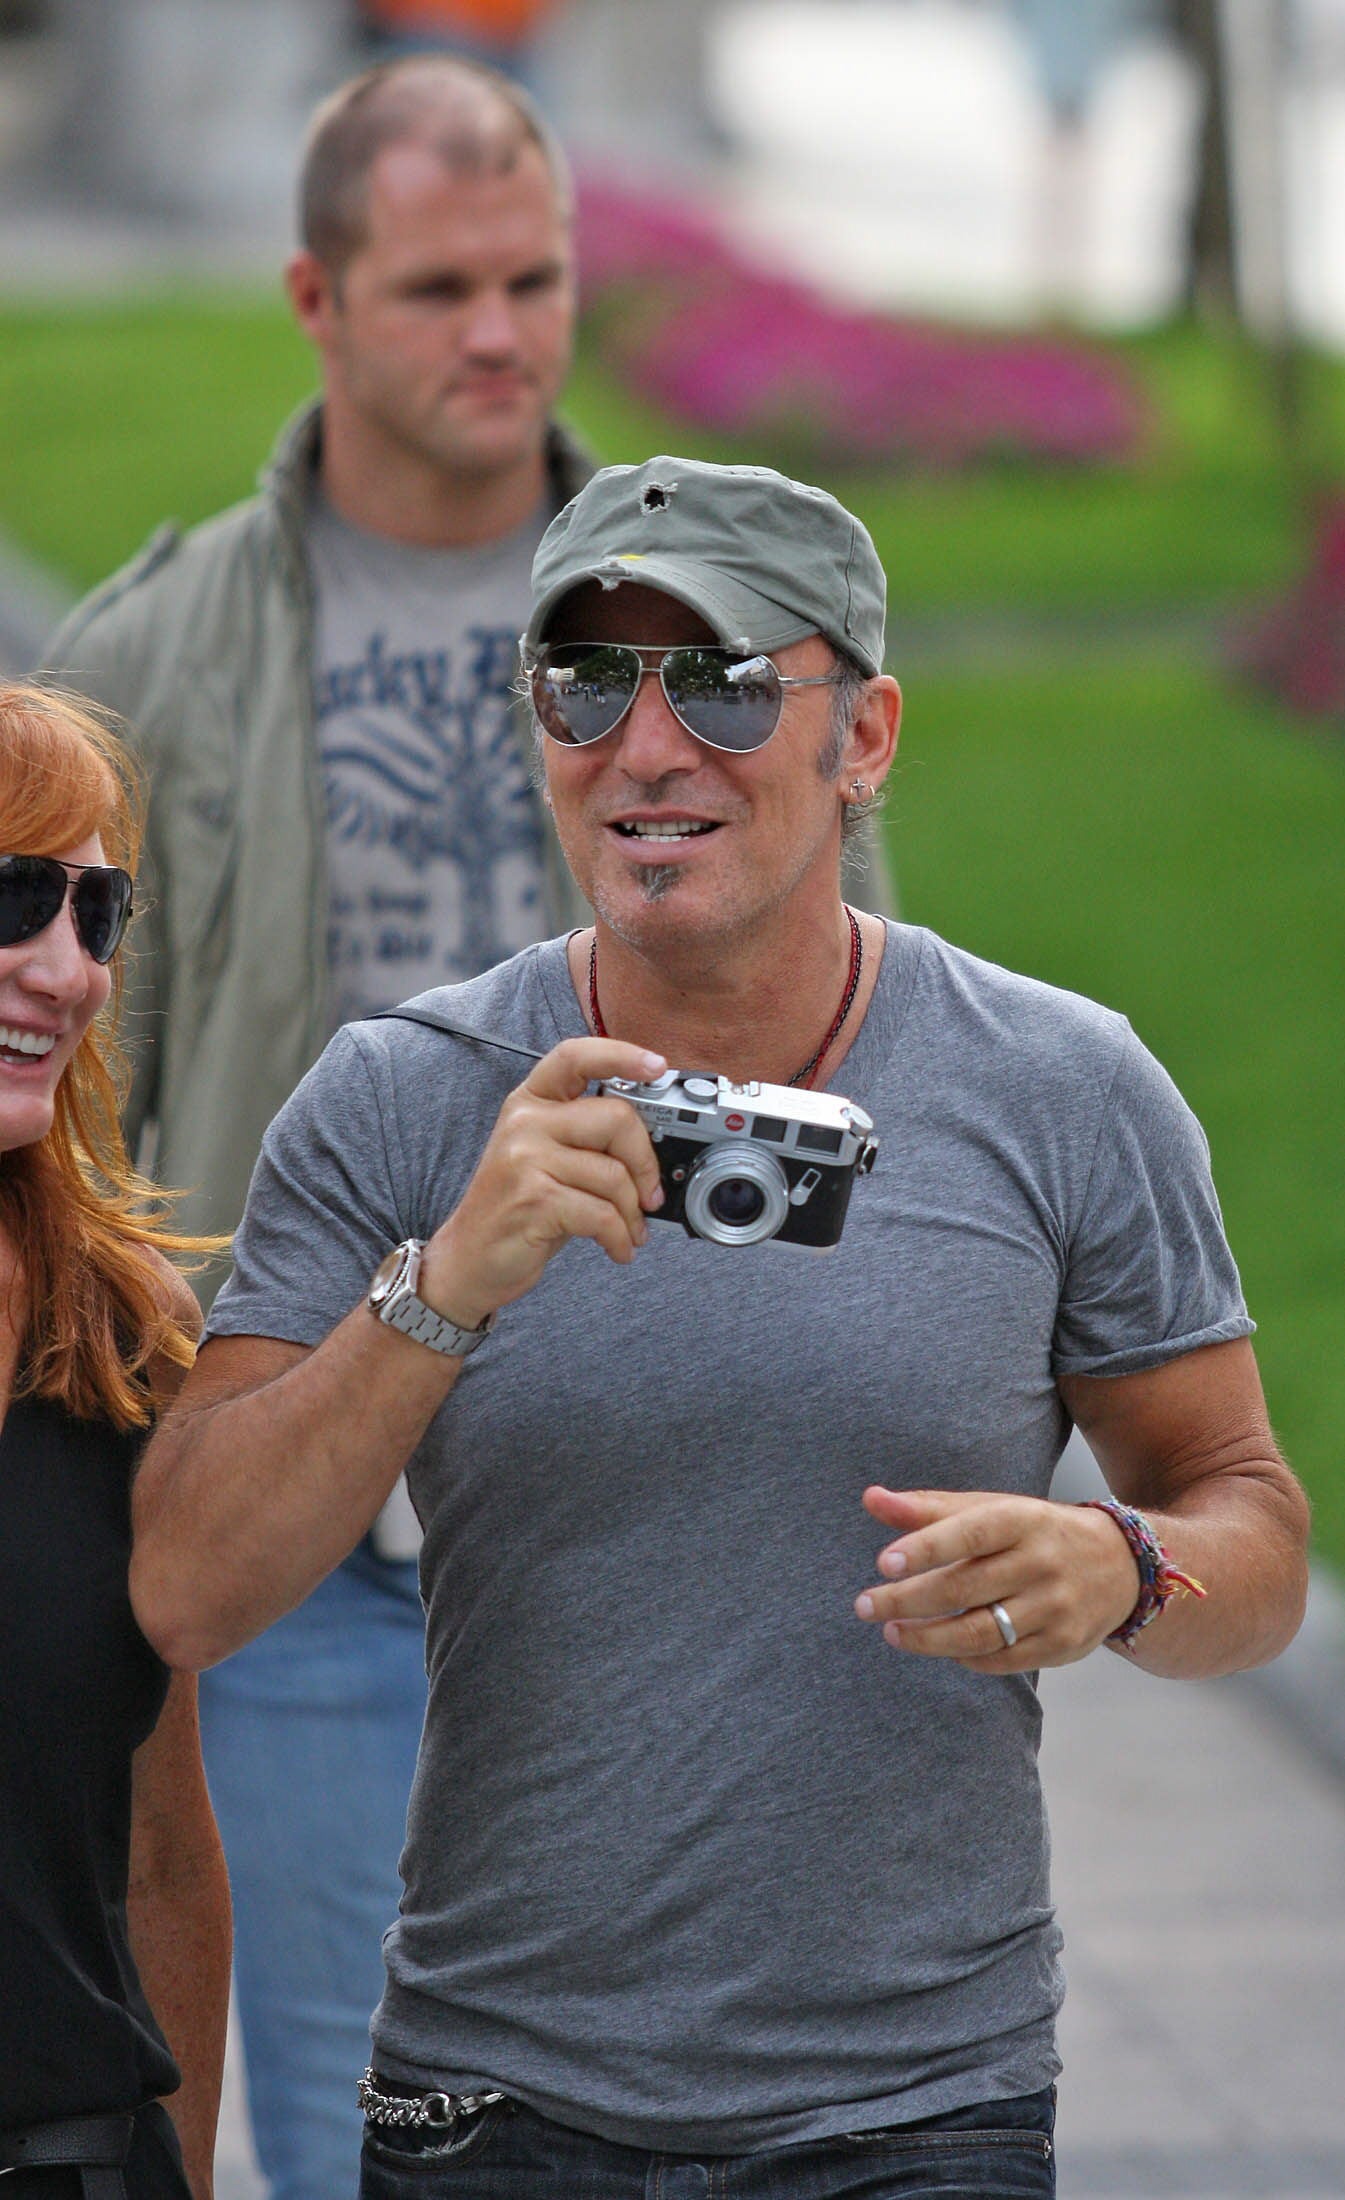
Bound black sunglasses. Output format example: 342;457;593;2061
523;641;842;755
0;855;134;966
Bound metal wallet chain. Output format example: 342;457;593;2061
358;2068;506;2131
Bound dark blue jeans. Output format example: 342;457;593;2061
359;2088;1056;2199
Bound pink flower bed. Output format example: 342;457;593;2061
1228;495;1345;719
576;175;1145;470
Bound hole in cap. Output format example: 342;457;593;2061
642;482;673;512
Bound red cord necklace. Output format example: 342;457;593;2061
587;905;863;1091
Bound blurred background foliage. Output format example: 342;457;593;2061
1;287;1341;1557
3;295;1336;604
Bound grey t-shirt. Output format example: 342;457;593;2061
208;924;1252;2152
307;491;549;1035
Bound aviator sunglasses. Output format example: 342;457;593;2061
523;641;843;755
0;855;134;966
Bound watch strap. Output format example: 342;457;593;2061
381;1289;494;1358
370;1240;495;1359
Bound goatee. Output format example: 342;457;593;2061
638;865;683;903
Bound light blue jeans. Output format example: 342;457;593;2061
199;1547;426;2200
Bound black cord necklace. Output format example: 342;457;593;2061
587;905;863;1091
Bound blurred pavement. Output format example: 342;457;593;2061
1043;1444;1345;2200
1043;1619;1345;2198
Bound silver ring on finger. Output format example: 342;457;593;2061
989;1601;1017;1649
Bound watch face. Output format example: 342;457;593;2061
369;1246;407;1307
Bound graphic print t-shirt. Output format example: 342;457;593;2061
308;491;550;1035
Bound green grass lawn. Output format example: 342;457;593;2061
0;293;316;590
2;292;1341;1558
897;652;1345;1561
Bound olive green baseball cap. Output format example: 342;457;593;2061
525;455;887;677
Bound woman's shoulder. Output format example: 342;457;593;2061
138;1250;203;1417
138;1247;204;1340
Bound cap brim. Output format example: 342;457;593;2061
524;552;820;657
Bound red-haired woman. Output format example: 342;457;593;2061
0;686;230;2198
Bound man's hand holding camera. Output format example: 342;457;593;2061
418;1038;670;1333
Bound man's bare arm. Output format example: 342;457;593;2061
853;1340;1310;1680
130;1319;461;1669
1057;1336;1310;1675
131;1035;667;1671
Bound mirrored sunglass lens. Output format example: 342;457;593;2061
661;650;783;752
72;869;132;964
0;856;69;949
535;646;641;745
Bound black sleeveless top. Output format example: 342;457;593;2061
0;1393;180;2127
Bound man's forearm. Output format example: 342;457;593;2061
857;1338;1311;1679
130;1302;462;1668
131;1036;671;1668
1057;1340;1310;1679
1102;1459;1310;1679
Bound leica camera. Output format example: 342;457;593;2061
600;1068;878;1248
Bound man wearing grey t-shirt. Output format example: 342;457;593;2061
43;68;899;2189
132;457;1308;2200
43;54;591;2200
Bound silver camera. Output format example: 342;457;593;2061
600;1069;878;1248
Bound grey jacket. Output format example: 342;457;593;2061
43;401;594;1259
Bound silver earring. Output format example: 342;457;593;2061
849;779;874;806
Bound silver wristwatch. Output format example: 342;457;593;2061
367;1239;495;1359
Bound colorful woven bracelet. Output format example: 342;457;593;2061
1080;1498;1207;1651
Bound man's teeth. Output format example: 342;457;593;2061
0;1024;56;1057
616;821;715;842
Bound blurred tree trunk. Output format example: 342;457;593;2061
41;0;126;199
1178;0;1303;480
1174;0;1237;318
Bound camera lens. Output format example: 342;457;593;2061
707;1178;766;1227
683;1142;789;1246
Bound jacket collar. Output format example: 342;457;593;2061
260;395;595;547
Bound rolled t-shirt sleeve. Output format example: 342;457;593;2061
206;1027;406;1349
1052;1024;1254;1378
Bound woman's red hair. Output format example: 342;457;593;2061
0;684;218;1428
